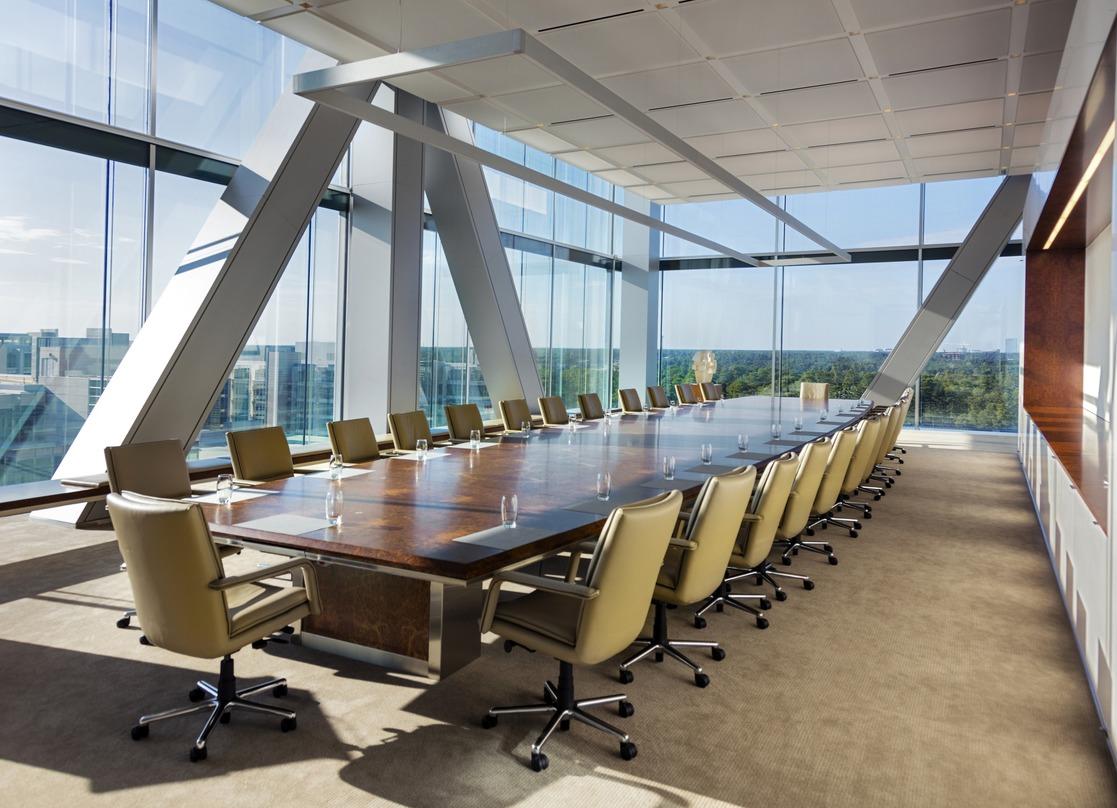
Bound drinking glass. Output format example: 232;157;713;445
737;433;749;452
501;494;518;528
520;420;531;435
700;443;713;465
328;453;344;480
663;456;676;480
819;409;829;422
793;415;804;432
325;483;343;527
216;473;233;506
567;419;577;433
469;429;482;450
416;438;429;461
596;472;612;501
771;423;782;440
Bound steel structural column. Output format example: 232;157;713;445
864;174;1029;404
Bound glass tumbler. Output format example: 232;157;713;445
700;443;713;465
416;438;429;461
470;429;482;450
663;456;676;480
501;494;518;528
216;473;233;506
596;472;612;501
325;483;343;527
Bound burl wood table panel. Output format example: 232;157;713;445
204;396;865;678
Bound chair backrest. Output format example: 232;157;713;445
618;388;643;413
840;416;882;496
327;417;380;463
444;403;485;441
675;383;698;404
104;439;192;499
388;410;434;450
734;453;799;568
800;381;830;403
538;395;569;425
647;385;669;408
578;392;606;420
698;382;721;401
500;399;533;431
226;426;294;482
870;405;898;467
673;466;757;604
884;393;912;452
775;438;832;539
106;492;230;659
576;490;682;664
811;426;858;513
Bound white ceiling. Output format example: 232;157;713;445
215;0;1075;204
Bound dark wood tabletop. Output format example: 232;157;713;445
205;396;867;583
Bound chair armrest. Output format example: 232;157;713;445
481;570;599;633
741;513;762;523
563;540;599;583
669;537;698;550
209;558;321;615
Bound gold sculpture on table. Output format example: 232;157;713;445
692;351;717;384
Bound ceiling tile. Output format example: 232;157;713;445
554;150;615;171
685;128;789;157
538;12;700;77
662;178;733;197
882;60;1007;109
602;62;735;111
1011;122;1045;148
676;0;844;57
744;170;819;191
914;150;1002;174
321;0;498;50
627;184;674;200
718;150;808;175
437;55;558;97
719;38;863;94
500;1;643;33
806;139;902;167
548;116;648;149
781;115;891;147
1025;0;1075;54
490;84;609;126
849;0;1006;31
1015;91;1053;123
1019;51;1062;94
442;98;533;131
634;161;713;184
893;98;1004;136
1010;146;1040;167
264;12;384;63
905;127;1003;158
825;161;908;184
389;71;476;105
596;141;680;166
866;9;1010;76
506;128;577;153
758;81;881;126
593;168;647;186
649;99;766;138
922;169;1001;184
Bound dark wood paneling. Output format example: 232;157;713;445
1024;248;1084;412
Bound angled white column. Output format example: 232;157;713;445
420;101;545;410
865;174;1029;403
618;196;660;401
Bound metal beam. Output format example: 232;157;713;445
864;174;1029;403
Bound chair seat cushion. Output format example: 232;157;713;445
228;582;310;637
492;589;580;648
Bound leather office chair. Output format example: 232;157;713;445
799;381;830;403
862;405;898;494
326;417;380;463
578;392;606;420
388;409;434;451
480;490;682;771
107;492;319;762
720;453;810;604
675;383;699;405
876;390;913;475
646;385;669;409
444;403;485;441
772;438;838;566
614;466;755;687
698;382;721;402
539;395;570;426
226;426;294;482
618;388;643;414
500;398;534;432
836;415;883;517
806;426;861;536
105;439;240;633
887;386;914;458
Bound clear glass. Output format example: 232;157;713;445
596;472;611;501
520;420;531;434
325;482;343;526
661;198;779;257
784;184;921;251
501;493;518;528
663;456;676;480
737;433;749;452
469;428;481;449
151;171;226;302
793;415;804;431
819;409;829;422
700;443;713;465
415;438;429;460
923;177;1001;245
771;423;782;440
216;473;233;505
328;453;343;480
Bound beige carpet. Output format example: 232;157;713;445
1;447;1115;807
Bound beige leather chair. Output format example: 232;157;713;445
105;439;240;633
719;453;809;606
618;388;643;414
500;398;534;432
538;395;570;426
326;417;380;463
578;392;606;420
675;383;699;405
614;466;756;687
698;382;721;402
799;382;830;403
480;490;682;771
772;438;837;566
887;386;915;459
806;426;861;536
444;403;485;441
876;389;913;475
107;492;319;762
388;409;434;451
861;405;898;495
226;426;294;482
836;415;883;517
646;385;669;409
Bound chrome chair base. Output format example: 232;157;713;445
482;660;636;771
619;601;724;687
130;654;295;762
775;534;837;565
695;580;771;628
727;561;815;602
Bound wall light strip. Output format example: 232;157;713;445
1043;121;1116;249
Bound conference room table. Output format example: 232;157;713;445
203;395;869;679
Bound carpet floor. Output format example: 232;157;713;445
1;446;1114;807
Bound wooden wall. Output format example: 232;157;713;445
1023;248;1085;413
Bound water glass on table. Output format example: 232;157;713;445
216;473;233;506
737;433;749;452
325;483;343;527
793;415;804;432
329;453;344;480
520;420;532;436
700;443;713;465
663;456;676;480
416;438;429;461
771;423;782;440
469;429;482;450
501;494;518;528
596;472;612;501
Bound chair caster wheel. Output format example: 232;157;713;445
780;556;792;566
822;544;833;552
711;646;726;661
694;673;710;688
654;652;663;663
280;717;297;733
481;714;498;729
864;512;872;519
188;687;206;703
873;495;881;501
756;617;769;630
530;752;549;772
219;711;231;724
273;684;288;698
818;522;828;530
620;741;638;761
805;528;814;537
803;580;815;590
116;616;131;629
618;700;635;718
130;724;149;741
715;603;724;612
828;556;838;566
760;598;772;610
775;590;788;602
139;635;152;646
854;522;862;530
560;718;571;731
849;530;859;538
693;616;707;629
189;746;207;763
753;577;764;586
618;669;634;685
503;640;515;653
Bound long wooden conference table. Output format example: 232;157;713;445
204;395;868;679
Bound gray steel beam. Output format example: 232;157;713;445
421;101;545;410
864;174;1029;404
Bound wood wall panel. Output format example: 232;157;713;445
1024;248;1085;412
